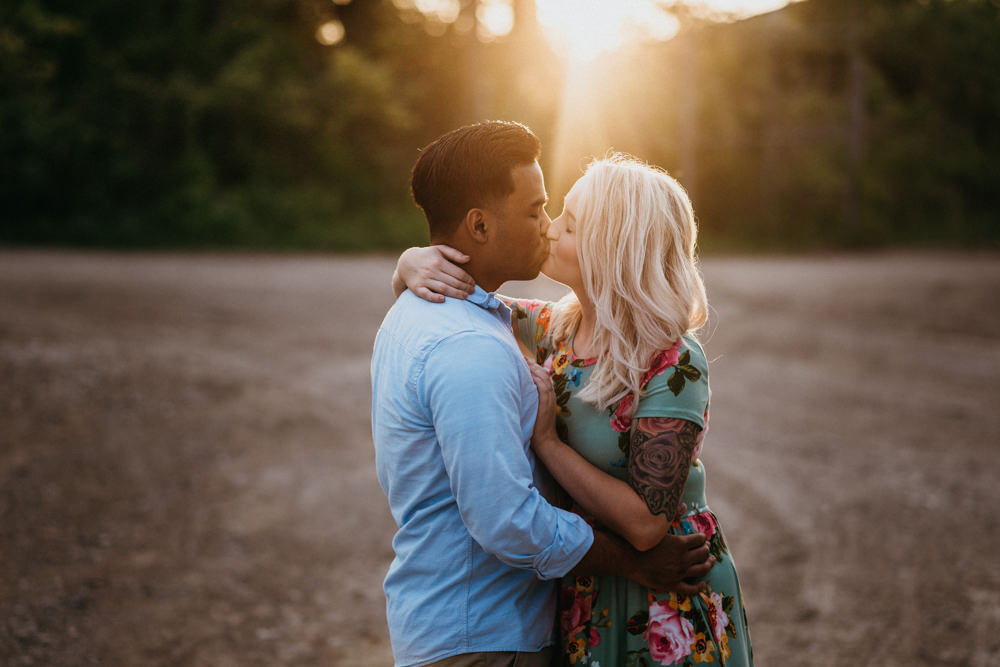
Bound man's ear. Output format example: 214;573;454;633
462;209;491;244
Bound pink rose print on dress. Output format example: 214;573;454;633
560;586;593;638
610;393;634;432
688;511;717;540
609;341;683;433
641;340;682;387
643;600;695;664
588;627;601;648
702;590;730;643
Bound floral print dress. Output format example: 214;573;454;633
510;299;754;667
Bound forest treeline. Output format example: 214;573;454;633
1;0;998;250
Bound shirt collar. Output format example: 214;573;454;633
466;285;503;311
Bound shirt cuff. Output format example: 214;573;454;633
531;512;594;580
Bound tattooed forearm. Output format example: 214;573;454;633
627;417;701;518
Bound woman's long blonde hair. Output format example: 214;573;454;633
548;155;708;413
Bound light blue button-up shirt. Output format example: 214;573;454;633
371;286;594;667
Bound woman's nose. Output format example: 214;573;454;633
546;221;559;241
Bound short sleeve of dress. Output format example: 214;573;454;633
501;297;555;364
633;336;711;428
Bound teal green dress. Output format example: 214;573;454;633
510;299;754;667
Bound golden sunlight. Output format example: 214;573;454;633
477;0;515;41
694;0;798;19
535;0;679;63
316;19;346;46
394;0;514;40
412;0;461;23
540;0;802;198
536;0;799;62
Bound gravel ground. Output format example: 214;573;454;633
1;249;998;666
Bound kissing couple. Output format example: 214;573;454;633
371;121;753;667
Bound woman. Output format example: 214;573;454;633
396;155;753;666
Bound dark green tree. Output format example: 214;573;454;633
0;0;434;248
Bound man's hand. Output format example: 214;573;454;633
629;532;715;596
573;530;715;597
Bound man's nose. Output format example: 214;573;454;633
545;221;558;241
540;215;553;237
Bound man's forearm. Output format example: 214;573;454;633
571;529;638;579
571;528;713;594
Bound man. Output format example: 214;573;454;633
371;121;711;667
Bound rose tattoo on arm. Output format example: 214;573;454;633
627;417;701;518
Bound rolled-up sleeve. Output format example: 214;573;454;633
421;332;593;580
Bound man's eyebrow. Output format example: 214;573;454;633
530;195;548;208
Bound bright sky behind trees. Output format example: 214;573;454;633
393;0;802;61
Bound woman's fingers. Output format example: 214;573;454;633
401;245;473;302
426;279;470;299
435;262;474;291
414;287;445;303
434;244;470;264
528;362;552;387
433;245;474;290
428;269;473;293
531;371;551;396
527;364;555;406
443;269;474;291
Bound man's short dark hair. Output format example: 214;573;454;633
410;121;541;239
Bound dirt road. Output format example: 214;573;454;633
1;250;998;666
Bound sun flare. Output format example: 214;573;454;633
535;0;679;63
535;0;799;62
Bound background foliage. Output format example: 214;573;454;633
1;0;997;250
